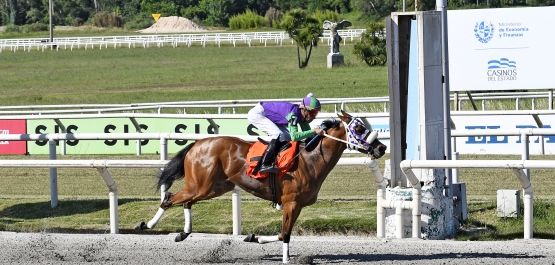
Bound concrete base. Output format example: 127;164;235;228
384;165;455;239
497;190;520;217
327;53;344;68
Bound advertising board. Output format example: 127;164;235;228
26;118;260;154
452;115;555;155
19;114;555;155
25;117;391;155
0;120;27;154
448;7;555;91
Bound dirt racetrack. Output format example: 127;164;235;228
1;232;555;264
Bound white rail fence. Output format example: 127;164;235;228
0;29;366;53
400;159;546;239
1;91;554;116
2;128;554;238
0;97;390;115
2;107;555;238
0;131;378;235
453;91;555;111
0;112;390;156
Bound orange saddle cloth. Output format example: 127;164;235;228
245;140;299;179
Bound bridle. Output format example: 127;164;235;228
323;117;378;154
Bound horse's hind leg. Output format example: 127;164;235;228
170;181;235;242
174;203;193;242
134;192;174;230
138;178;235;240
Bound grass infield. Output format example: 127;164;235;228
1;36;555;240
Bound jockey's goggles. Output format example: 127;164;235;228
307;109;319;117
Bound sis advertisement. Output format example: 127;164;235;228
0;117;390;155
2;115;555;155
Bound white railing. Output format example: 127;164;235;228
0;111;390;155
0;29;366;53
400;159;544;239
1;90;554;116
0;97;390;115
453;90;554;111
0;131;378;235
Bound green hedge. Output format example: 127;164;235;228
229;9;268;30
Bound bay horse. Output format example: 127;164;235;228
135;110;387;263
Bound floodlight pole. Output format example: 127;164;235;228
49;0;53;42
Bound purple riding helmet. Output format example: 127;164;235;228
300;93;321;111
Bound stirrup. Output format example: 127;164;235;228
259;165;280;174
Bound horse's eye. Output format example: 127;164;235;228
356;126;366;135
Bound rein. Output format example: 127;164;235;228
285;117;378;165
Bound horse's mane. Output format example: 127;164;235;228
320;119;341;131
295;119;341;153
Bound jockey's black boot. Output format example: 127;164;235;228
259;138;281;174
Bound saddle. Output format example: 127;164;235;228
246;138;298;179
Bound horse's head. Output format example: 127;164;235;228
326;110;387;159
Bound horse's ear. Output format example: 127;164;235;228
340;110;352;118
339;110;352;122
337;110;350;123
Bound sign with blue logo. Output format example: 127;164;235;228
451;115;555;155
448;7;555;91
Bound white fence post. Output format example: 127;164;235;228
232;187;241;235
49;137;58;208
96;167;119;234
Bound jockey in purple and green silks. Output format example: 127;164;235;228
247;93;325;174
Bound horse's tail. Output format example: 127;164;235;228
156;142;196;191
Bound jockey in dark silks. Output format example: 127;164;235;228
247;93;325;174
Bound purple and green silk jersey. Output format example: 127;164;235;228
260;102;315;141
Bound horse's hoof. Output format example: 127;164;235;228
243;233;258;243
175;232;190;242
134;221;147;230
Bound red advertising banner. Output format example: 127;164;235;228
0;120;27;154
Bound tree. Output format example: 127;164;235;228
141;0;178;16
1;0;26;25
274;0;306;12
198;0;231;26
280;9;322;69
353;22;387;66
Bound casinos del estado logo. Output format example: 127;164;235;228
487;58;517;81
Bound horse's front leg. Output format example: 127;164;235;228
255;201;302;263
278;201;302;263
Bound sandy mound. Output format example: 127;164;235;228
138;16;207;33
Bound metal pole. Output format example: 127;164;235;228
159;137;168;202
96;167;119;234
522;134;530;180
549;89;553;110
232;187;242;235
49;138;58;208
437;0;452;197
49;0;53;42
